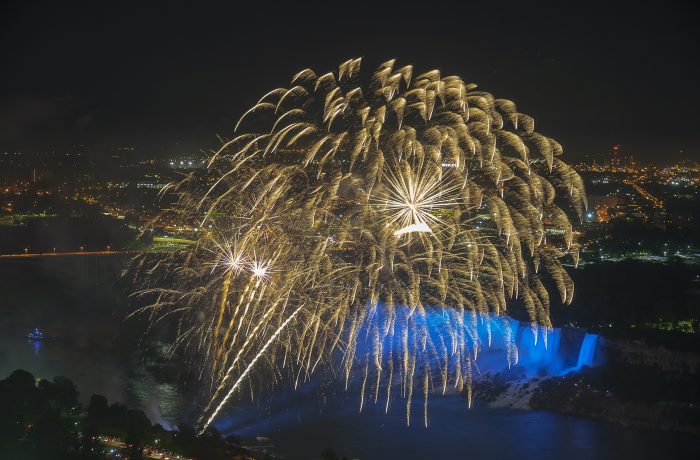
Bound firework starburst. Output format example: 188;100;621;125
126;58;586;431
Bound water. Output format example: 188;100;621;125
214;383;700;460
0;260;188;428
576;333;600;369
1;260;698;459
399;311;599;377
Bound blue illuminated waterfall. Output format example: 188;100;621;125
355;306;601;378
575;333;599;369
497;320;600;375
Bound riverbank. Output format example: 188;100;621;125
0;368;252;460
472;332;700;435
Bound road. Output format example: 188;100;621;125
0;250;133;259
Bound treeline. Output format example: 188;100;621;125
0;369;246;460
563;261;700;328
530;362;700;435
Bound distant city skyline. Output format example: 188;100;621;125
3;143;697;168
1;1;699;163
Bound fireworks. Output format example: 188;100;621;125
376;161;460;236
126;58;586;431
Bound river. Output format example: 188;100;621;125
0;259;698;459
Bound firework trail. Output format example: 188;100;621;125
126;58;586;432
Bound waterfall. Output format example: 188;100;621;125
355;307;601;378
576;333;599;369
514;326;562;364
544;329;562;363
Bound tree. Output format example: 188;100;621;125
81;394;110;458
84;394;109;433
51;376;80;414
0;369;36;449
29;411;79;459
173;424;197;455
106;402;129;438
3;369;36;392
37;376;80;416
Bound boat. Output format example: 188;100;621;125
27;328;44;341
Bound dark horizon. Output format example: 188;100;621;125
1;1;699;164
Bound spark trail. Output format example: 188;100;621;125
126;58;586;431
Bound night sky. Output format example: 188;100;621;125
1;1;698;163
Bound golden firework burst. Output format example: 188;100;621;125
126;58;586;431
